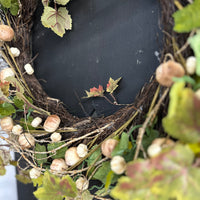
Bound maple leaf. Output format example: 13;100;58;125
41;6;72;37
111;144;200;200
34;171;77;200
106;77;122;93
85;85;104;98
163;82;200;143
0;81;11;104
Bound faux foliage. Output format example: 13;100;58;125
173;0;200;33
163;82;200;143
111;144;200;200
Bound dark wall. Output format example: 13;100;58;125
32;0;162;117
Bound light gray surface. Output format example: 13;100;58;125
0;130;18;200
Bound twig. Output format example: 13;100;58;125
134;88;169;160
26;122;114;155
93;196;112;200
175;30;196;56
187;0;193;3
109;93;118;104
174;0;183;9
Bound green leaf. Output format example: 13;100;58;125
34;171;77;200
13;96;24;109
20;116;35;130
0;0;11;8
86;145;102;166
106;77;122;93
93;161;120;185
142;129;159;151
173;0;200;33
111;144;200;200
173;75;196;85
189;33;200;76
163;82;200;143
0;102;16;117
13;95;33;109
55;0;70;5
93;161;111;184
10;0;19;15
41;6;72;37
47;142;68;159
34;143;47;166
0;157;6;176
111;132;129;157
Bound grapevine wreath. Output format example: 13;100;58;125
0;0;200;199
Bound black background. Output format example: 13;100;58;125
32;0;162;117
17;0;162;199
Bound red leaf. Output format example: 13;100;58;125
85;85;104;98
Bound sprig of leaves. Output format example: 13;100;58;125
84;77;122;105
84;77;122;99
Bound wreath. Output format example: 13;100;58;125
0;0;200;199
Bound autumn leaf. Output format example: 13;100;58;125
0;81;9;96
6;76;24;94
54;0;70;5
0;157;6;176
41;0;49;6
41;6;72;37
32;175;44;187
106;77;122;93
34;171;77;200
0;149;11;166
111;144;200;200
85;85;104;98
0;89;12;104
16;169;32;184
0;149;11;176
163;82;200;143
